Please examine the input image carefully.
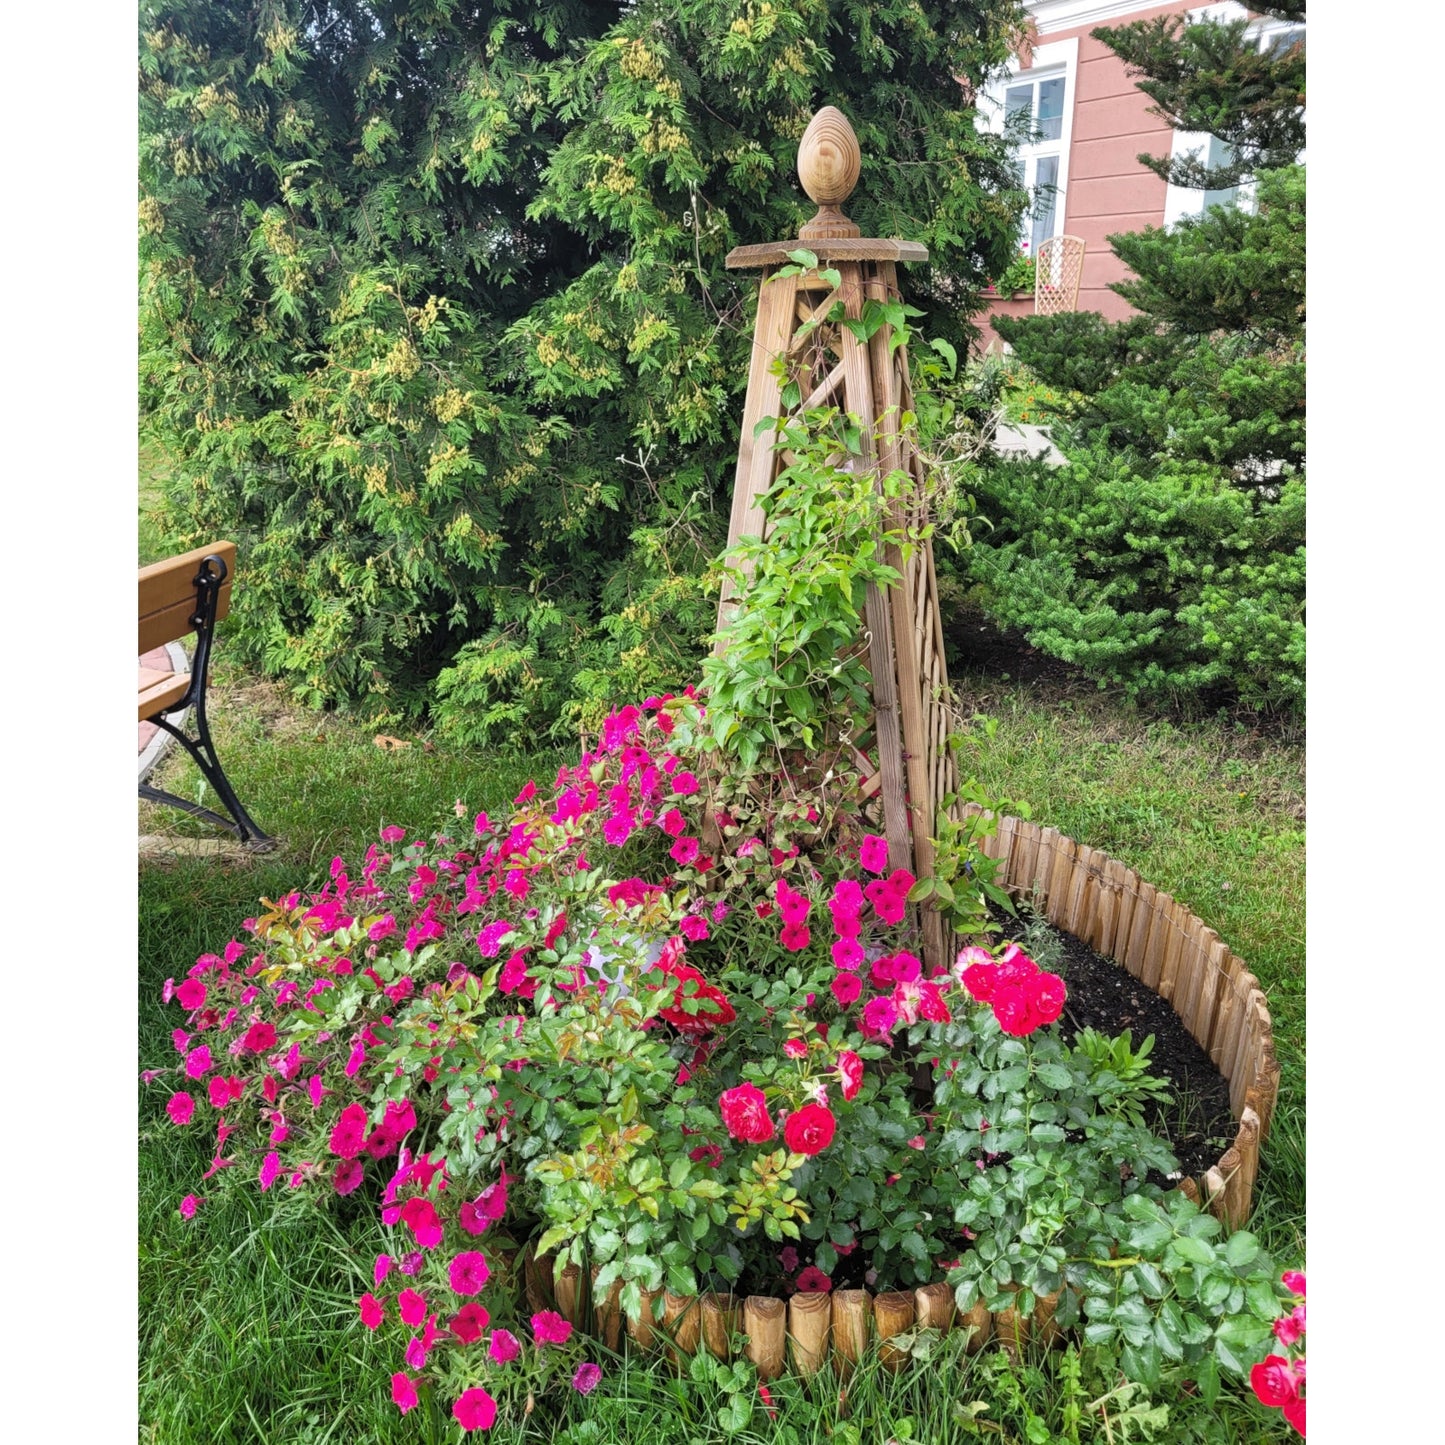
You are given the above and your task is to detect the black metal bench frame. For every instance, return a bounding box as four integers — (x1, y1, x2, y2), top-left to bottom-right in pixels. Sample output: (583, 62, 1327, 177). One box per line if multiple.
(139, 553, 275, 850)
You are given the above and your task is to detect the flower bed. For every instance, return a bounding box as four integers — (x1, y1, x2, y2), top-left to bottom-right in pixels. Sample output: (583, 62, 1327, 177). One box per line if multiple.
(145, 687, 1297, 1427)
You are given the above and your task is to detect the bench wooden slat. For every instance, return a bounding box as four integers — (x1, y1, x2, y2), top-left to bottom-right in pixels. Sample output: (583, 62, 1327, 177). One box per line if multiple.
(138, 668, 191, 720)
(138, 542, 235, 652)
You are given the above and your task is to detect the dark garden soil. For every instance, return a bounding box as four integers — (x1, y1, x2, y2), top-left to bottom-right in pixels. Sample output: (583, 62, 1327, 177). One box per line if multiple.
(992, 909, 1238, 1180)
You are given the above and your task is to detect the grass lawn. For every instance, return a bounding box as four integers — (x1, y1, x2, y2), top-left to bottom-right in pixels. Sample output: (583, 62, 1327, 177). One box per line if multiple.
(139, 659, 1302, 1443)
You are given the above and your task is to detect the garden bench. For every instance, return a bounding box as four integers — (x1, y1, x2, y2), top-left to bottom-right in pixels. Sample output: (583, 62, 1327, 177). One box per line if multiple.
(138, 541, 273, 849)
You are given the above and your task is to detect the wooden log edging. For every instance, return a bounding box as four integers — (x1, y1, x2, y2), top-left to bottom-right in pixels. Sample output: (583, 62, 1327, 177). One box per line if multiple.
(958, 806, 1281, 1229)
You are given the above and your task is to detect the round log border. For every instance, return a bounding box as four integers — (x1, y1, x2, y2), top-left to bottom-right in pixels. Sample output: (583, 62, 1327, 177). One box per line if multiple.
(518, 814, 1278, 1374)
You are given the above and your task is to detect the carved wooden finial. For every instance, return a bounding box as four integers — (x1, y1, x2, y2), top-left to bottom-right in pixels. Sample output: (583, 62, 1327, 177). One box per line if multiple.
(797, 106, 861, 240)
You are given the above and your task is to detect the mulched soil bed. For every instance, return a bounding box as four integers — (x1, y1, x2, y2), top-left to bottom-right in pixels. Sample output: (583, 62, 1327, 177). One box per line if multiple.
(993, 909, 1238, 1180)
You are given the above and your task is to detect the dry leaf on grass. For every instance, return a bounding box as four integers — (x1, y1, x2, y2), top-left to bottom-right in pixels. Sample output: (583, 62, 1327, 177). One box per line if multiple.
(373, 734, 411, 752)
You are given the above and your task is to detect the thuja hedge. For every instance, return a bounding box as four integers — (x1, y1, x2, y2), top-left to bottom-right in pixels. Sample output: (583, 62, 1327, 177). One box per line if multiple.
(139, 0, 1030, 740)
(974, 168, 1305, 716)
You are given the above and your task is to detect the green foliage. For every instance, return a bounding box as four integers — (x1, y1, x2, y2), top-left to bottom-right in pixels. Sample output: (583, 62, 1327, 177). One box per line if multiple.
(1095, 4, 1305, 192)
(992, 251, 1036, 296)
(973, 166, 1305, 714)
(139, 0, 1031, 737)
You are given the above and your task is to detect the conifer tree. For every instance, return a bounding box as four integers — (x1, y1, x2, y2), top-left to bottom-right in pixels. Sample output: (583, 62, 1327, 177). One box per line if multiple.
(139, 0, 1031, 738)
(974, 6, 1305, 715)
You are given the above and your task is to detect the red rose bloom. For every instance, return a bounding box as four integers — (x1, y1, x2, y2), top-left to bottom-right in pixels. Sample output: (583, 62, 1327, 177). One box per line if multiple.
(783, 1102, 837, 1156)
(718, 1083, 775, 1143)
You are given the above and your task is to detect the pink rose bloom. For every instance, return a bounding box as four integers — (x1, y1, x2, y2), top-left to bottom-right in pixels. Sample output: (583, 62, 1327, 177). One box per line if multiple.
(782, 1102, 837, 1157)
(1281, 1270, 1306, 1297)
(718, 1083, 775, 1143)
(783, 1037, 808, 1060)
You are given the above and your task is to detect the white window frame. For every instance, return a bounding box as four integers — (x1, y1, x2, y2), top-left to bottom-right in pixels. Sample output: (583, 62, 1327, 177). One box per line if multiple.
(978, 37, 1079, 256)
(1163, 2, 1305, 226)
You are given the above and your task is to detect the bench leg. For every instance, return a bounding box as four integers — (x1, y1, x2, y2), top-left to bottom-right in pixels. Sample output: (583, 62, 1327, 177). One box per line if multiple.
(139, 708, 275, 851)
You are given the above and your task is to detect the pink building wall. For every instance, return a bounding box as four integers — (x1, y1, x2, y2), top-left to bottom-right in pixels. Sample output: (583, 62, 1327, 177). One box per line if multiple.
(975, 0, 1198, 353)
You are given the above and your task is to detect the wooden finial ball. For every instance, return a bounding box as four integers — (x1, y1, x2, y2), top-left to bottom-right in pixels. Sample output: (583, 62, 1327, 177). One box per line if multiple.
(798, 106, 861, 208)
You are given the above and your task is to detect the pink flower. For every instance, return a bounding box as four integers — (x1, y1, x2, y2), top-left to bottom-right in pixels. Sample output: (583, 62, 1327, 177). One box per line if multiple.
(178, 1194, 200, 1219)
(404, 1334, 428, 1370)
(329, 1103, 369, 1158)
(779, 921, 811, 952)
(489, 1328, 521, 1363)
(453, 1387, 498, 1432)
(572, 1362, 603, 1395)
(449, 1251, 491, 1295)
(241, 1020, 276, 1053)
(831, 937, 864, 971)
(718, 1083, 775, 1143)
(390, 1373, 418, 1415)
(176, 978, 207, 1010)
(858, 834, 889, 874)
(333, 1159, 364, 1195)
(380, 824, 406, 843)
(476, 920, 513, 958)
(359, 1293, 385, 1330)
(166, 1092, 195, 1126)
(836, 1050, 864, 1101)
(679, 914, 709, 942)
(669, 835, 700, 866)
(399, 1196, 444, 1248)
(531, 1310, 573, 1345)
(671, 771, 699, 795)
(783, 1102, 836, 1156)
(1281, 1270, 1306, 1297)
(795, 1266, 832, 1293)
(1274, 1305, 1306, 1347)
(184, 1045, 213, 1079)
(258, 1151, 282, 1191)
(398, 1288, 427, 1327)
(368, 914, 397, 942)
(1250, 1354, 1303, 1408)
(861, 995, 898, 1039)
(783, 1037, 808, 1059)
(374, 1254, 394, 1286)
(830, 972, 862, 1008)
(450, 1301, 491, 1344)
(779, 1246, 800, 1272)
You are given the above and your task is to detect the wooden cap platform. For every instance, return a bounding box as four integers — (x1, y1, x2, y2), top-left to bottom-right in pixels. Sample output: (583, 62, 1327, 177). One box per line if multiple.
(725, 105, 928, 269)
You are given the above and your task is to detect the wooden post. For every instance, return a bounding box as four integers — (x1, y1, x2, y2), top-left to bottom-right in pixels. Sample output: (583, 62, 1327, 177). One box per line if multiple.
(555, 1263, 583, 1327)
(627, 1287, 663, 1351)
(592, 1267, 622, 1351)
(874, 1291, 915, 1371)
(914, 1281, 955, 1334)
(744, 1296, 788, 1381)
(788, 1291, 832, 1376)
(701, 1291, 737, 1359)
(662, 1291, 700, 1363)
(961, 1298, 992, 1354)
(831, 1290, 871, 1375)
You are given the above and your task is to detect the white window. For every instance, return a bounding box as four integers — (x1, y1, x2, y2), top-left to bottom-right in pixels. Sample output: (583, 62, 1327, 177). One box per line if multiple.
(978, 38, 1079, 255)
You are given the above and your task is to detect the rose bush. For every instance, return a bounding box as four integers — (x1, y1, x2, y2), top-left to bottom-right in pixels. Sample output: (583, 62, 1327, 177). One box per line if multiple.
(149, 687, 1297, 1427)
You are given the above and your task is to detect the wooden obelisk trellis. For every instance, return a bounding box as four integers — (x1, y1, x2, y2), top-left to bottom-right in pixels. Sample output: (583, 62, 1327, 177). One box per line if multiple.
(716, 106, 957, 970)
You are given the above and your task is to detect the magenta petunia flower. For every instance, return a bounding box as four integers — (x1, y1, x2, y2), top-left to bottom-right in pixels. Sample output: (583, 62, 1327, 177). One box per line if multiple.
(861, 995, 899, 1039)
(489, 1328, 521, 1363)
(390, 1373, 418, 1414)
(453, 1387, 498, 1432)
(531, 1309, 573, 1345)
(178, 1194, 199, 1220)
(374, 1254, 394, 1286)
(166, 1092, 195, 1126)
(831, 937, 864, 971)
(831, 972, 862, 1008)
(449, 1250, 491, 1296)
(333, 1158, 365, 1196)
(450, 1301, 491, 1344)
(380, 825, 406, 843)
(669, 835, 700, 866)
(404, 1334, 428, 1370)
(572, 1362, 603, 1395)
(176, 978, 207, 1010)
(258, 1151, 281, 1191)
(398, 1288, 427, 1327)
(858, 834, 889, 874)
(184, 1045, 213, 1079)
(476, 920, 514, 958)
(795, 1266, 833, 1293)
(358, 1293, 384, 1330)
(779, 922, 811, 952)
(671, 771, 699, 795)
